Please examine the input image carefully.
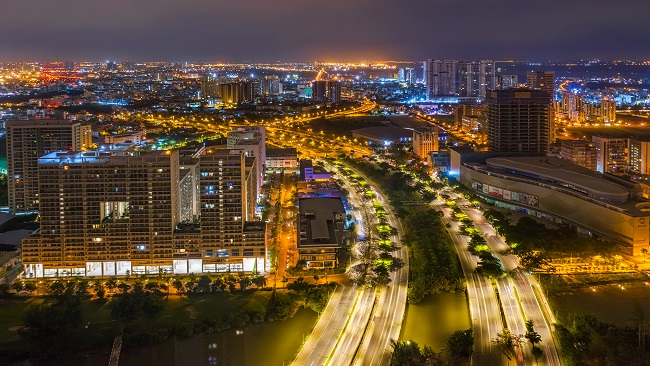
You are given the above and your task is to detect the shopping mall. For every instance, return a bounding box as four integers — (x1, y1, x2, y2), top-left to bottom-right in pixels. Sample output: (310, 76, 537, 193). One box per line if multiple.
(451, 151, 650, 256)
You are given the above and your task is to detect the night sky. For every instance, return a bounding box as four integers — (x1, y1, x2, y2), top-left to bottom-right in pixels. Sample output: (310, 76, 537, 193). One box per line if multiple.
(1, 0, 649, 62)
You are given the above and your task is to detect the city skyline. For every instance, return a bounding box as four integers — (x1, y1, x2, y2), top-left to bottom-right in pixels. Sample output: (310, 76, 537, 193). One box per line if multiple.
(1, 0, 649, 62)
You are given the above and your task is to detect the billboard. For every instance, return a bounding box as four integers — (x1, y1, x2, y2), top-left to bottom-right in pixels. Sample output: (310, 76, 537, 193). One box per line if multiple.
(116, 261, 132, 276)
(103, 262, 116, 276)
(471, 180, 538, 207)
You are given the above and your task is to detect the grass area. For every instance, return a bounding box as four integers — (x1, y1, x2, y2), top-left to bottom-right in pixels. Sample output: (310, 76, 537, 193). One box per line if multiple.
(126, 290, 273, 333)
(307, 116, 388, 137)
(0, 297, 44, 343)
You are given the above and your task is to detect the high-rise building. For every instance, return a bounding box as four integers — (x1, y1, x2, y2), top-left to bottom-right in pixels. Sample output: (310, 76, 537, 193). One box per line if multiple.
(456, 61, 479, 98)
(200, 75, 222, 99)
(327, 81, 341, 104)
(22, 150, 181, 277)
(592, 136, 629, 173)
(558, 93, 616, 124)
(413, 127, 439, 159)
(559, 139, 597, 171)
(263, 75, 283, 96)
(227, 126, 266, 200)
(486, 88, 552, 154)
(398, 68, 415, 84)
(423, 59, 457, 98)
(497, 75, 519, 89)
(478, 60, 496, 98)
(601, 100, 616, 123)
(424, 59, 494, 99)
(220, 81, 254, 104)
(311, 81, 328, 102)
(22, 149, 267, 278)
(629, 139, 650, 175)
(7, 120, 92, 214)
(527, 71, 556, 97)
(311, 80, 340, 103)
(560, 92, 583, 122)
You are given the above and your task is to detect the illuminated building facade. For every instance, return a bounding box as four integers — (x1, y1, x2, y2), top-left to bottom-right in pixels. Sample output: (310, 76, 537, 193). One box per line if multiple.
(592, 136, 629, 173)
(413, 127, 439, 159)
(424, 59, 495, 99)
(22, 149, 266, 278)
(7, 120, 92, 214)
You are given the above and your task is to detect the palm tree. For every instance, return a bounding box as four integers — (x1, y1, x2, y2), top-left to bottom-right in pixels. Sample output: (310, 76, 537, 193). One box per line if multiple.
(642, 248, 649, 262)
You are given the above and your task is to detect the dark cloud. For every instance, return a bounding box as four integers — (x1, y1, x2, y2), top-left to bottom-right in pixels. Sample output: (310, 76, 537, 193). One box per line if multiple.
(0, 0, 648, 61)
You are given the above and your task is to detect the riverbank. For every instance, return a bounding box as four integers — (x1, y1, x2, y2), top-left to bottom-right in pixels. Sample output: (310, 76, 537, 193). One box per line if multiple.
(28, 307, 319, 366)
(538, 271, 649, 295)
(0, 281, 335, 365)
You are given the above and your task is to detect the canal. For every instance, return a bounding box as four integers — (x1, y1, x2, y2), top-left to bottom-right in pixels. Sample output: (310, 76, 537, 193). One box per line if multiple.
(400, 291, 471, 351)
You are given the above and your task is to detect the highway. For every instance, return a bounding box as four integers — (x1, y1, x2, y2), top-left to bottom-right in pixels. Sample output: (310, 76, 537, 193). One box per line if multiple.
(326, 287, 375, 365)
(434, 199, 503, 365)
(353, 185, 408, 366)
(292, 162, 409, 366)
(292, 284, 361, 365)
(456, 194, 562, 366)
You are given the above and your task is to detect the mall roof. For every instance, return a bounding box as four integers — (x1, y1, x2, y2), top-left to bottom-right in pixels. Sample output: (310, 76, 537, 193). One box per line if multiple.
(486, 156, 629, 197)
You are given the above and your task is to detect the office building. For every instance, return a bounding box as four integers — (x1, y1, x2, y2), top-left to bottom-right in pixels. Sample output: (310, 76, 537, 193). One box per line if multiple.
(527, 71, 555, 97)
(486, 88, 552, 154)
(412, 127, 439, 159)
(454, 104, 485, 125)
(22, 149, 267, 278)
(299, 160, 331, 181)
(297, 197, 346, 268)
(7, 120, 92, 214)
(592, 136, 629, 174)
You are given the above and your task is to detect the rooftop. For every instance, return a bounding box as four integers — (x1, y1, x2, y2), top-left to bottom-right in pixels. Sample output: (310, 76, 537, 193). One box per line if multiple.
(486, 156, 629, 197)
(267, 147, 297, 157)
(39, 149, 171, 165)
(298, 197, 346, 247)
